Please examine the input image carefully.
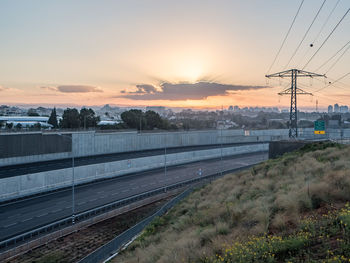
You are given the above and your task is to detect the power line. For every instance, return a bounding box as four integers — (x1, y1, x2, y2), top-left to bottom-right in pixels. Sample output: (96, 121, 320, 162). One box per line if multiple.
(311, 0, 341, 45)
(302, 7, 350, 70)
(296, 0, 341, 68)
(289, 79, 349, 107)
(284, 0, 327, 69)
(278, 77, 350, 107)
(314, 39, 350, 72)
(266, 0, 305, 74)
(324, 43, 350, 74)
(313, 71, 350, 93)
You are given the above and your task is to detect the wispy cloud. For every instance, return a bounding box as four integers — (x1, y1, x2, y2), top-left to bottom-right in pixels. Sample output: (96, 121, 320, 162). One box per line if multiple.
(41, 85, 103, 93)
(119, 82, 268, 100)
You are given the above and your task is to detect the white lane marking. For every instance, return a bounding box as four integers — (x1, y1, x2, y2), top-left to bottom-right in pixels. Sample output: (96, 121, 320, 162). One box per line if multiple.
(21, 217, 33, 223)
(122, 189, 128, 193)
(78, 202, 86, 205)
(37, 213, 48, 217)
(4, 222, 17, 228)
(7, 213, 21, 219)
(52, 208, 63, 213)
(90, 198, 97, 202)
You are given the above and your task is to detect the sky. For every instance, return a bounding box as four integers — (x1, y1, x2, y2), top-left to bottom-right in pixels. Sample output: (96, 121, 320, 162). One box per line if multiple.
(0, 0, 349, 110)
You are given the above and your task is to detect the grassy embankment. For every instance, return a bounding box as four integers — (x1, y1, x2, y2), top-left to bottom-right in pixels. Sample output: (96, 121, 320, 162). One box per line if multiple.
(116, 142, 350, 263)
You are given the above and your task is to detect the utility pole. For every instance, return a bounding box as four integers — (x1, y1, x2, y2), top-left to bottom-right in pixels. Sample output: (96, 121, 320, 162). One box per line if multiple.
(220, 106, 223, 176)
(266, 69, 325, 138)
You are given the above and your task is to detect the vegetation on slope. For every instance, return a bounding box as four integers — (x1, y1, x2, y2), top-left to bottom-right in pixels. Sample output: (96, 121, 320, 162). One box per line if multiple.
(116, 142, 350, 263)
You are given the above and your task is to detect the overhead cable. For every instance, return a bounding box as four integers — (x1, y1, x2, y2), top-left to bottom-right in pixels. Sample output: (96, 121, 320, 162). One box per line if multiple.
(314, 39, 350, 72)
(266, 0, 305, 74)
(302, 7, 350, 70)
(284, 0, 327, 69)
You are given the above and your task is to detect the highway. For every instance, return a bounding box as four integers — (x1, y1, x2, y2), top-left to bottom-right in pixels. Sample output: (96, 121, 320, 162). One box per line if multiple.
(0, 151, 267, 241)
(0, 142, 264, 179)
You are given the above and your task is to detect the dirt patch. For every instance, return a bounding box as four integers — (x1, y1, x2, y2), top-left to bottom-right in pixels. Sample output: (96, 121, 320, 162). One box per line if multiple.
(5, 198, 171, 263)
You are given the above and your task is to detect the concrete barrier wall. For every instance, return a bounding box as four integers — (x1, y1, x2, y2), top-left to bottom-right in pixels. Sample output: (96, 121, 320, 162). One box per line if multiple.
(72, 130, 247, 157)
(0, 143, 268, 202)
(3, 128, 350, 167)
(0, 133, 71, 159)
(0, 129, 253, 167)
(0, 152, 71, 167)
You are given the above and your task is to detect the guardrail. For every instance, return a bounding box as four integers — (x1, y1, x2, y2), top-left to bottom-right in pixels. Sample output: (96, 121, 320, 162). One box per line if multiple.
(79, 187, 195, 263)
(0, 162, 257, 256)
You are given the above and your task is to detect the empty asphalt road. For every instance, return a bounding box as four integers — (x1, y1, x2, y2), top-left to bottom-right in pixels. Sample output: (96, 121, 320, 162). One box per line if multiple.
(0, 151, 267, 241)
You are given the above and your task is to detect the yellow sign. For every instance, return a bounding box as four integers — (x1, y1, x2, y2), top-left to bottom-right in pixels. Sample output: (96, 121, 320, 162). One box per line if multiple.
(314, 130, 325, 135)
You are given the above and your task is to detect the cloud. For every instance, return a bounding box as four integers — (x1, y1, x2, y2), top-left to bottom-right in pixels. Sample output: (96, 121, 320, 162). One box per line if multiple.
(119, 82, 267, 100)
(40, 86, 57, 92)
(0, 85, 12, 92)
(40, 85, 103, 93)
(120, 84, 157, 94)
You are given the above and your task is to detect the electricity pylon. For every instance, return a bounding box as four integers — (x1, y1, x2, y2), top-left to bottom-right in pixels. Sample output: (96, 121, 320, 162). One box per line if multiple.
(266, 69, 325, 139)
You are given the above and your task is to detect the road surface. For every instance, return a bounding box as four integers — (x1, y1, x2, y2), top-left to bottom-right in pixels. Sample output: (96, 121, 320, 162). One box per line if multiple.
(0, 152, 267, 241)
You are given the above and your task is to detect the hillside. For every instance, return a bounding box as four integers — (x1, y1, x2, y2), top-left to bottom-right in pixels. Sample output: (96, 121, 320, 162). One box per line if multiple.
(115, 142, 350, 263)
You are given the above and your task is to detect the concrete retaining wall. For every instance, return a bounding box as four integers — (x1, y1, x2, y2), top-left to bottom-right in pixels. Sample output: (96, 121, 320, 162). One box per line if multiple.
(0, 129, 263, 167)
(0, 143, 268, 202)
(0, 133, 72, 166)
(3, 127, 350, 167)
(269, 141, 310, 159)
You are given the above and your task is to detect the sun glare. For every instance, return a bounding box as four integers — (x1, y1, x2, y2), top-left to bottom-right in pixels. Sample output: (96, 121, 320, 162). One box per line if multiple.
(181, 62, 203, 83)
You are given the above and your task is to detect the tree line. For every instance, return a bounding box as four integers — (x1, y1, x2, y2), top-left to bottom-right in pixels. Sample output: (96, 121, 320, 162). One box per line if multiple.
(48, 107, 100, 129)
(46, 108, 176, 130)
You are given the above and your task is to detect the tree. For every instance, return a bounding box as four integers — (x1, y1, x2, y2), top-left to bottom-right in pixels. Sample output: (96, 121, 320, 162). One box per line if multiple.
(15, 123, 22, 130)
(6, 122, 13, 129)
(60, 108, 80, 129)
(121, 109, 172, 130)
(48, 108, 58, 128)
(32, 122, 42, 130)
(27, 108, 39, 116)
(121, 109, 145, 130)
(79, 108, 99, 128)
(144, 110, 163, 129)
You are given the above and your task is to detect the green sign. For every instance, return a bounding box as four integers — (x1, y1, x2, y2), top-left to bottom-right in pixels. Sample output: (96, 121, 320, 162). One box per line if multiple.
(314, 120, 325, 134)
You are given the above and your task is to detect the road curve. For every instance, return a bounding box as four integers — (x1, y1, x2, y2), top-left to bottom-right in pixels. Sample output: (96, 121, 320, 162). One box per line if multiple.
(0, 152, 267, 241)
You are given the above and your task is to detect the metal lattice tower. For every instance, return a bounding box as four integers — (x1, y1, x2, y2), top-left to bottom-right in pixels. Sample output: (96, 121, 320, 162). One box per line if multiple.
(266, 69, 325, 138)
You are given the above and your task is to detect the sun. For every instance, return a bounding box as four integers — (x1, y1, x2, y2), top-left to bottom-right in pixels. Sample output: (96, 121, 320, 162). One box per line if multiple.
(178, 60, 203, 83)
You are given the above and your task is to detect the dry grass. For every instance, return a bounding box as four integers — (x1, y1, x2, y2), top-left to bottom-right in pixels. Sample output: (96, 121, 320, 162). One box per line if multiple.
(114, 142, 350, 263)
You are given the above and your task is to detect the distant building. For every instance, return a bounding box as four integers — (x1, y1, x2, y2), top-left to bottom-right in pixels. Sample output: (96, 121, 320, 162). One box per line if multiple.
(328, 105, 333, 113)
(0, 116, 51, 129)
(228, 105, 233, 111)
(334, 104, 340, 113)
(234, 106, 240, 112)
(340, 105, 349, 113)
(0, 105, 25, 115)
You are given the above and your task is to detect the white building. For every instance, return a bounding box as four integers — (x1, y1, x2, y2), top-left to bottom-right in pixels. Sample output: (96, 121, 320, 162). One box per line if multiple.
(0, 116, 51, 129)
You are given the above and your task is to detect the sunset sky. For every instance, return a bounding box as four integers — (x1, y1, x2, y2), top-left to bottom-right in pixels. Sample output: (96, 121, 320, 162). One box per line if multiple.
(0, 0, 349, 109)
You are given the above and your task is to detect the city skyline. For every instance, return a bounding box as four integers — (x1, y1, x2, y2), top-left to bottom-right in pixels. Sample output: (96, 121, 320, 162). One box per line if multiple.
(0, 0, 349, 108)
